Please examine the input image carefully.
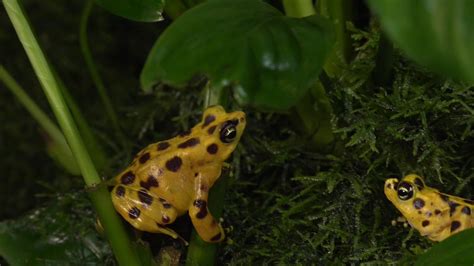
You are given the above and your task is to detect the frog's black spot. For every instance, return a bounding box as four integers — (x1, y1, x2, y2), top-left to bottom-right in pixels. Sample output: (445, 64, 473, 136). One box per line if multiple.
(178, 129, 191, 137)
(440, 194, 449, 202)
(422, 220, 430, 227)
(448, 201, 460, 216)
(121, 171, 135, 185)
(162, 202, 172, 209)
(418, 211, 422, 214)
(194, 199, 208, 219)
(386, 183, 392, 189)
(166, 156, 182, 172)
(194, 172, 199, 177)
(178, 138, 200, 148)
(162, 215, 170, 224)
(159, 198, 166, 202)
(202, 115, 216, 128)
(207, 143, 218, 154)
(115, 186, 125, 197)
(240, 116, 245, 123)
(413, 198, 425, 209)
(128, 207, 141, 219)
(207, 125, 217, 135)
(462, 206, 471, 215)
(414, 178, 424, 190)
(210, 232, 222, 242)
(435, 209, 441, 215)
(140, 175, 159, 190)
(451, 221, 461, 232)
(464, 199, 474, 205)
(138, 189, 153, 206)
(139, 152, 151, 164)
(157, 142, 170, 151)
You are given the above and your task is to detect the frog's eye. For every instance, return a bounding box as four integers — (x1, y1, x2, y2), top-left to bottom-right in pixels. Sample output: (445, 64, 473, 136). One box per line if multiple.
(220, 120, 238, 143)
(397, 182, 414, 200)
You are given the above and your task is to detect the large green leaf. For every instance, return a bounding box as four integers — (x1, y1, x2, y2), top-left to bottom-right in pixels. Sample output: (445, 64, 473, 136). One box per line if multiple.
(95, 0, 164, 22)
(368, 0, 474, 84)
(141, 0, 334, 110)
(415, 228, 474, 265)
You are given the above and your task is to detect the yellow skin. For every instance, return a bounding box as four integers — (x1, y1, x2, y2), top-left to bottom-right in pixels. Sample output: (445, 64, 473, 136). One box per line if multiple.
(385, 174, 474, 241)
(111, 105, 246, 243)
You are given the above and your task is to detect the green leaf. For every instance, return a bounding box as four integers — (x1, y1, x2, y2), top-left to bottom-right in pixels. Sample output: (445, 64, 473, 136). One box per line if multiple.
(415, 228, 474, 265)
(368, 0, 474, 84)
(141, 0, 334, 110)
(95, 0, 164, 22)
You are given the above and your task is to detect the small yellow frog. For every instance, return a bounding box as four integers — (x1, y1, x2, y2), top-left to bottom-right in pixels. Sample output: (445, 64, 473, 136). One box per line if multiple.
(111, 105, 246, 242)
(385, 174, 474, 241)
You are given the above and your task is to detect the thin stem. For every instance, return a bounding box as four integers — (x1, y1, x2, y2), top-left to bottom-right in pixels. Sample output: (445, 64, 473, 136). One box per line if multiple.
(0, 65, 64, 147)
(3, 1, 141, 265)
(80, 0, 127, 147)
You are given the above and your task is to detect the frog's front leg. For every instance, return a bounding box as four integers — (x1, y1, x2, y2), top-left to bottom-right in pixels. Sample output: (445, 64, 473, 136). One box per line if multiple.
(188, 166, 225, 242)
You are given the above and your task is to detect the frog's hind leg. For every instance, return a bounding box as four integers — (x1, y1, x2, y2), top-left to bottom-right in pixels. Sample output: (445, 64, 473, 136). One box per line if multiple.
(111, 185, 181, 240)
(188, 168, 226, 242)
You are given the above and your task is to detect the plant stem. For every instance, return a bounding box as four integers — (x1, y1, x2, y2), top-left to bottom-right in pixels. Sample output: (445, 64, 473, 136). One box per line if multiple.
(185, 83, 227, 266)
(372, 32, 394, 86)
(0, 66, 80, 175)
(80, 0, 127, 147)
(3, 1, 141, 265)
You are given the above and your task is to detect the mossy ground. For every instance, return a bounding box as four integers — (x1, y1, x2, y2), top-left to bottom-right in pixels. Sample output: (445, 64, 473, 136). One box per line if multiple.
(1, 1, 473, 264)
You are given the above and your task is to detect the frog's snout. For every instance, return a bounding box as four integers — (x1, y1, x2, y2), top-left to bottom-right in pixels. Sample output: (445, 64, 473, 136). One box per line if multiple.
(384, 178, 399, 198)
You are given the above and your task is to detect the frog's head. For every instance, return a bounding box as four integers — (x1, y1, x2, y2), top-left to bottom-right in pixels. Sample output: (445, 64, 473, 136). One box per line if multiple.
(199, 105, 246, 160)
(384, 174, 451, 240)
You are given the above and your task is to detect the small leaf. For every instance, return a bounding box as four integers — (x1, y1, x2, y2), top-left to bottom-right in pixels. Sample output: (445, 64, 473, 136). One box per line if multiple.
(368, 0, 474, 84)
(95, 0, 164, 22)
(141, 0, 334, 110)
(415, 228, 474, 265)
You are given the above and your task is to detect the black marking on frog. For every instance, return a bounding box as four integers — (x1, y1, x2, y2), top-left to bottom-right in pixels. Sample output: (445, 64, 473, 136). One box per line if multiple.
(451, 221, 461, 232)
(202, 115, 216, 128)
(165, 156, 182, 172)
(162, 202, 172, 209)
(422, 220, 430, 227)
(128, 207, 141, 219)
(194, 199, 208, 219)
(414, 178, 424, 190)
(178, 129, 191, 137)
(207, 125, 217, 135)
(178, 138, 200, 148)
(162, 215, 170, 224)
(139, 152, 151, 164)
(440, 194, 449, 202)
(138, 189, 153, 206)
(435, 209, 441, 215)
(210, 232, 222, 242)
(386, 183, 392, 189)
(413, 198, 425, 209)
(115, 186, 125, 197)
(207, 143, 218, 154)
(121, 171, 136, 185)
(140, 175, 159, 190)
(462, 206, 471, 215)
(157, 142, 170, 151)
(448, 201, 460, 216)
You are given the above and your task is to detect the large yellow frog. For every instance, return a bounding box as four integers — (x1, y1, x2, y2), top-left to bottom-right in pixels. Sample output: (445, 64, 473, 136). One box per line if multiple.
(385, 174, 474, 241)
(111, 105, 246, 242)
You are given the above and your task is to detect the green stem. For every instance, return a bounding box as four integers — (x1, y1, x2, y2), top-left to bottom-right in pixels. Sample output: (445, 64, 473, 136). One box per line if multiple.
(80, 0, 127, 147)
(3, 1, 141, 265)
(0, 66, 80, 175)
(0, 66, 64, 149)
(282, 0, 315, 17)
(185, 84, 227, 266)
